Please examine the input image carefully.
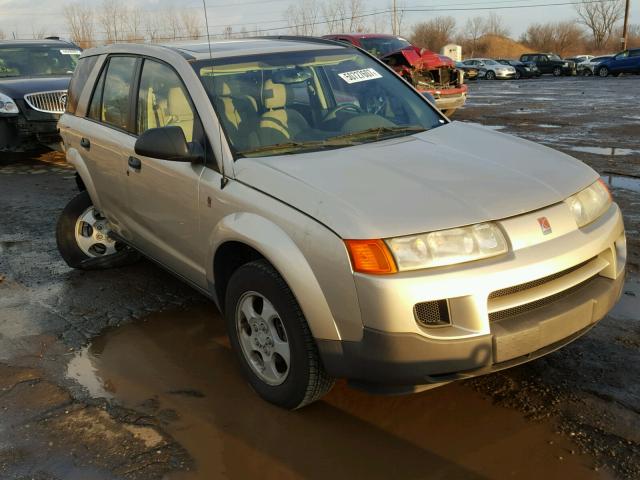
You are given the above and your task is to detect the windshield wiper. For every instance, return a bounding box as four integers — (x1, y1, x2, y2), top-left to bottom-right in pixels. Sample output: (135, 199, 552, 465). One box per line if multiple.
(237, 139, 355, 156)
(326, 125, 426, 142)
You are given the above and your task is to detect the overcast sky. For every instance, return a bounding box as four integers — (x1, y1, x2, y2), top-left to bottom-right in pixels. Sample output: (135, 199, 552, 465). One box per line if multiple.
(1, 0, 638, 41)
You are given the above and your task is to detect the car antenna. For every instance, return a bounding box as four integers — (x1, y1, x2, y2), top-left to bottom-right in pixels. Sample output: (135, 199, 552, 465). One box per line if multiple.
(202, 0, 229, 189)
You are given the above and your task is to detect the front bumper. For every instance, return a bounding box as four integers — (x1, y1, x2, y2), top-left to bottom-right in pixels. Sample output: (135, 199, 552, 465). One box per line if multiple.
(319, 202, 626, 389)
(421, 85, 468, 112)
(495, 71, 516, 79)
(0, 110, 61, 151)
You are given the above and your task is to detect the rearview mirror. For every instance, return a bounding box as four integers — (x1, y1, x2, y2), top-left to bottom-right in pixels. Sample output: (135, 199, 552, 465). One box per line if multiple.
(134, 126, 201, 162)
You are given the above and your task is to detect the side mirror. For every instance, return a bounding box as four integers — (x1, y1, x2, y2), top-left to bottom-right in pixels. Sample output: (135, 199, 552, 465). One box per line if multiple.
(134, 126, 201, 162)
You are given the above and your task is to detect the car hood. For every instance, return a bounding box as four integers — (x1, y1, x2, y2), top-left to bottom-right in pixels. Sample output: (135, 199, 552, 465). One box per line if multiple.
(235, 122, 597, 239)
(380, 46, 454, 70)
(0, 76, 71, 99)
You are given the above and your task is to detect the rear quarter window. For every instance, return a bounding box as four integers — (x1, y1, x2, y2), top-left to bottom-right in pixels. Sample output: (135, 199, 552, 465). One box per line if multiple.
(66, 56, 98, 115)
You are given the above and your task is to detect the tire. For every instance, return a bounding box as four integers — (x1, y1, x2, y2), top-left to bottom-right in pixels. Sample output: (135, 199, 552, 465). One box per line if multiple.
(485, 70, 496, 80)
(225, 259, 334, 409)
(598, 66, 609, 77)
(56, 191, 140, 270)
(552, 66, 562, 76)
(514, 71, 522, 80)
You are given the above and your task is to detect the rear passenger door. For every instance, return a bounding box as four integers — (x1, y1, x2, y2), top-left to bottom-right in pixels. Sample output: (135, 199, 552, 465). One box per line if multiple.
(82, 55, 139, 231)
(125, 58, 208, 286)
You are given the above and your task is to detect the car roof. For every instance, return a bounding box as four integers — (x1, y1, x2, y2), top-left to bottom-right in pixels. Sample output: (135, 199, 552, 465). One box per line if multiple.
(0, 39, 78, 48)
(84, 37, 350, 61)
(325, 33, 405, 40)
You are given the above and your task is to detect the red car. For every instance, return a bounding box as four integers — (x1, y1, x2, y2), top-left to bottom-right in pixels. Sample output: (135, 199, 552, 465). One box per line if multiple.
(322, 33, 467, 116)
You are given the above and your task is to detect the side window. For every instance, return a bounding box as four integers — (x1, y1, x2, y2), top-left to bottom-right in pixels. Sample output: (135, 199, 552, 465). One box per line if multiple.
(66, 56, 98, 115)
(87, 56, 137, 131)
(137, 59, 195, 142)
(629, 49, 640, 57)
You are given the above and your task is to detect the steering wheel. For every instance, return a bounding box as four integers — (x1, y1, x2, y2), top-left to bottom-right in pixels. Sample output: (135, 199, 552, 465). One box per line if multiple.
(323, 103, 362, 121)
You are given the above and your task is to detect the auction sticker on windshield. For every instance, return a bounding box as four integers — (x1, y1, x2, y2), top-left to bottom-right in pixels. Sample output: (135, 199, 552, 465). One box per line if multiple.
(60, 49, 82, 55)
(338, 68, 382, 84)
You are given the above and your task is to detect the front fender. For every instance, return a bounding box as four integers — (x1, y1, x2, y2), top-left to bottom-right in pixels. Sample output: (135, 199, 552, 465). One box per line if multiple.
(208, 213, 342, 341)
(65, 146, 103, 208)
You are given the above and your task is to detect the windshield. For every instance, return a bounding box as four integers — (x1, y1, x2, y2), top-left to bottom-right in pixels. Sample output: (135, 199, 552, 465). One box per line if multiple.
(358, 37, 412, 57)
(484, 59, 499, 65)
(194, 48, 444, 158)
(549, 54, 562, 61)
(0, 45, 80, 78)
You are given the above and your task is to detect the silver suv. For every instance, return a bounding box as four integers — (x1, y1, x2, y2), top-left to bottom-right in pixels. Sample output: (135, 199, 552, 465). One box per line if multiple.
(57, 38, 626, 409)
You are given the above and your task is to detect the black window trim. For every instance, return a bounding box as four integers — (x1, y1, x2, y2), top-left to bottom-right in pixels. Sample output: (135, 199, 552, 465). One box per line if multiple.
(85, 54, 141, 138)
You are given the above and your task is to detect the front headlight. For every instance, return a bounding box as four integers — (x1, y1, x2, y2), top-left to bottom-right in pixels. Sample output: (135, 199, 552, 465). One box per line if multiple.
(386, 223, 508, 271)
(0, 92, 19, 114)
(565, 179, 612, 228)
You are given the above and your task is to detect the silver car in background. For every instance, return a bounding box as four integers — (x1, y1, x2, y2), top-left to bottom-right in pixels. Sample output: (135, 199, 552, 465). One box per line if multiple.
(463, 58, 516, 80)
(56, 38, 626, 409)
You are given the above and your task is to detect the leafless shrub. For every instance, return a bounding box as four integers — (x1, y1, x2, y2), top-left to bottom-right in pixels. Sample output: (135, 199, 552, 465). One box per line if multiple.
(520, 21, 585, 56)
(575, 0, 624, 49)
(181, 11, 202, 40)
(64, 3, 95, 48)
(286, 0, 320, 36)
(410, 16, 456, 52)
(99, 0, 127, 43)
(0, 30, 5, 40)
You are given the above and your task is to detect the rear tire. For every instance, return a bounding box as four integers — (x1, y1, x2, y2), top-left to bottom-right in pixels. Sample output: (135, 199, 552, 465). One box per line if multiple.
(552, 66, 562, 76)
(56, 191, 140, 270)
(225, 260, 334, 409)
(514, 71, 522, 80)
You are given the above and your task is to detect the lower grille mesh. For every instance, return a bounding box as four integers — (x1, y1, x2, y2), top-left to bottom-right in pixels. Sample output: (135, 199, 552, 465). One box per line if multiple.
(414, 300, 450, 327)
(489, 276, 597, 322)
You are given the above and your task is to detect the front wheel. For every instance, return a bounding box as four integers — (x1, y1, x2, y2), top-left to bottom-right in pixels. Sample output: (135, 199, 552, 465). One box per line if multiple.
(552, 66, 562, 76)
(485, 70, 496, 80)
(56, 191, 139, 270)
(598, 66, 609, 77)
(225, 260, 334, 409)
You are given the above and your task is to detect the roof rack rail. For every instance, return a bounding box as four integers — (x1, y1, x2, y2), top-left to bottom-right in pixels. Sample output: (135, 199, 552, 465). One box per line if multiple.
(45, 36, 60, 41)
(252, 35, 350, 48)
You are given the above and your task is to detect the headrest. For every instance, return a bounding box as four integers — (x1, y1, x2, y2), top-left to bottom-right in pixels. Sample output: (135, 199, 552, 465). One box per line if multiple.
(213, 79, 232, 97)
(263, 79, 286, 110)
(167, 87, 192, 116)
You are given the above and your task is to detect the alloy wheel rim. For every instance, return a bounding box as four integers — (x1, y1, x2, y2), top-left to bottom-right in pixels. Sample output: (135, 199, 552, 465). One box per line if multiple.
(236, 291, 291, 386)
(74, 206, 118, 257)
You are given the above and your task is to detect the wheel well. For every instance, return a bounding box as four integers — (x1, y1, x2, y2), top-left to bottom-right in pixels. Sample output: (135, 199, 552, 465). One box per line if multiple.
(214, 242, 265, 312)
(75, 172, 86, 192)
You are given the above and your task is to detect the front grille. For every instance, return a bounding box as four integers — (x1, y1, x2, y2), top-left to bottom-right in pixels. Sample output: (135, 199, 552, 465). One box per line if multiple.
(489, 276, 597, 322)
(24, 90, 67, 114)
(414, 300, 450, 327)
(489, 259, 593, 299)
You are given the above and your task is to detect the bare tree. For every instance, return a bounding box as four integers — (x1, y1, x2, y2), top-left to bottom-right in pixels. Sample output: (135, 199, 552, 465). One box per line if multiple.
(462, 16, 486, 57)
(223, 26, 233, 39)
(99, 0, 128, 43)
(521, 21, 584, 56)
(162, 8, 182, 41)
(123, 7, 143, 41)
(286, 0, 320, 36)
(483, 12, 509, 37)
(181, 11, 202, 40)
(410, 16, 456, 52)
(575, 0, 624, 49)
(31, 27, 49, 39)
(63, 3, 95, 48)
(0, 31, 5, 40)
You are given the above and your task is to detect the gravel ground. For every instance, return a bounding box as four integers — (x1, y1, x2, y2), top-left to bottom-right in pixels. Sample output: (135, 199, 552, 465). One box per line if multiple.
(1, 75, 639, 479)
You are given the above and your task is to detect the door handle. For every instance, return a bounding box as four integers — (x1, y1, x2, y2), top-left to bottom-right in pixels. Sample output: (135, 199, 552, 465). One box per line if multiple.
(80, 137, 90, 149)
(128, 156, 142, 170)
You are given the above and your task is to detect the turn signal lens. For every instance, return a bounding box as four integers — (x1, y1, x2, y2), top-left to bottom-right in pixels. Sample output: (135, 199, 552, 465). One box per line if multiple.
(345, 239, 397, 275)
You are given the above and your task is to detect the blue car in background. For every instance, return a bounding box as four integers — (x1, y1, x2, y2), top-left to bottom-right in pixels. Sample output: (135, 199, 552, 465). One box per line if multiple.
(596, 48, 640, 77)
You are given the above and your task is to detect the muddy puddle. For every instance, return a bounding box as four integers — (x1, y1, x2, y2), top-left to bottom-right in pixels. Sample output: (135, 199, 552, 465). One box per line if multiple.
(571, 146, 638, 156)
(602, 173, 640, 194)
(65, 306, 611, 479)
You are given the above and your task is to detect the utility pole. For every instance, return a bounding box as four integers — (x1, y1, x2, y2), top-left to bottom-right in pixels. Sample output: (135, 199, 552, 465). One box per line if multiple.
(622, 0, 631, 50)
